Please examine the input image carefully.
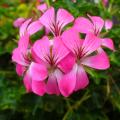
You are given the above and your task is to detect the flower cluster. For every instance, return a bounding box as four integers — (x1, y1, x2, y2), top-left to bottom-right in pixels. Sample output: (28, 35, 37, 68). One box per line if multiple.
(12, 6, 114, 97)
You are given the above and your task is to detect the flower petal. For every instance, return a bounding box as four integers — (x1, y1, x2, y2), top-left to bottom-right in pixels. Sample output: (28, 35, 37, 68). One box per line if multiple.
(37, 3, 48, 13)
(81, 48, 110, 69)
(74, 65, 89, 91)
(88, 15, 104, 33)
(53, 37, 70, 63)
(57, 8, 74, 29)
(23, 71, 32, 92)
(82, 33, 101, 56)
(12, 48, 27, 66)
(32, 36, 50, 62)
(73, 17, 93, 33)
(20, 18, 32, 36)
(32, 80, 46, 96)
(16, 64, 25, 76)
(62, 28, 82, 54)
(102, 38, 115, 51)
(39, 7, 55, 34)
(29, 62, 48, 81)
(58, 64, 77, 97)
(46, 72, 60, 95)
(13, 18, 25, 28)
(58, 52, 75, 73)
(105, 19, 113, 30)
(27, 20, 43, 35)
(18, 33, 30, 52)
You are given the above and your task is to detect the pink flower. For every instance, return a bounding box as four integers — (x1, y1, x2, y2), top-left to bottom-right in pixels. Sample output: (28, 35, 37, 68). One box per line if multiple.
(72, 0, 77, 3)
(13, 18, 26, 28)
(105, 19, 113, 30)
(12, 37, 46, 96)
(102, 0, 108, 7)
(31, 36, 75, 96)
(37, 3, 48, 13)
(12, 6, 113, 97)
(12, 19, 46, 96)
(39, 7, 74, 36)
(74, 15, 104, 35)
(73, 15, 115, 51)
(59, 28, 110, 97)
(19, 18, 43, 37)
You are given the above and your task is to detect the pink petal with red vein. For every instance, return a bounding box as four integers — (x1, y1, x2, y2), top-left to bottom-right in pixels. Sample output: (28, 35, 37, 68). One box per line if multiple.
(32, 36, 50, 62)
(102, 38, 115, 51)
(20, 18, 32, 36)
(32, 80, 46, 96)
(18, 33, 30, 52)
(74, 17, 93, 33)
(82, 33, 101, 56)
(29, 62, 48, 81)
(74, 65, 89, 91)
(62, 28, 82, 54)
(88, 15, 104, 33)
(39, 7, 55, 33)
(81, 49, 110, 69)
(12, 48, 27, 66)
(53, 37, 70, 63)
(57, 8, 74, 29)
(27, 20, 43, 35)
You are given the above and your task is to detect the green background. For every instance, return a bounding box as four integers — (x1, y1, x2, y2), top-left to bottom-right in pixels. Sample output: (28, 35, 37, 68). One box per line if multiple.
(0, 0, 120, 120)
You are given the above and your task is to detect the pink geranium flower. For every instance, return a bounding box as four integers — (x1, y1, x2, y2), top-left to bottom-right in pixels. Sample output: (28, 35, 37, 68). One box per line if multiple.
(39, 7, 74, 36)
(59, 28, 110, 97)
(12, 19, 46, 96)
(73, 15, 115, 51)
(31, 36, 75, 96)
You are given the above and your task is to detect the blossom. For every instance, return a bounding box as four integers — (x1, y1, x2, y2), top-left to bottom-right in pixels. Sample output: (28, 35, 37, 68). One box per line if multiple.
(13, 18, 26, 28)
(59, 28, 110, 97)
(37, 3, 48, 13)
(12, 19, 46, 96)
(102, 0, 108, 7)
(19, 18, 43, 37)
(73, 15, 115, 51)
(31, 36, 75, 96)
(39, 7, 74, 36)
(72, 0, 77, 3)
(12, 5, 114, 97)
(105, 19, 113, 30)
(12, 39, 46, 96)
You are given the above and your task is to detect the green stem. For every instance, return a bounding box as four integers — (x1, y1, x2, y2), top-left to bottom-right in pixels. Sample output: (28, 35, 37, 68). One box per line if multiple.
(108, 0, 114, 12)
(45, 0, 50, 7)
(72, 91, 91, 110)
(62, 91, 91, 120)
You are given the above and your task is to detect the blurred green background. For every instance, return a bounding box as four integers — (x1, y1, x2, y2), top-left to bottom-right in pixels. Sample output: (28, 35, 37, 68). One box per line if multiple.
(0, 0, 120, 120)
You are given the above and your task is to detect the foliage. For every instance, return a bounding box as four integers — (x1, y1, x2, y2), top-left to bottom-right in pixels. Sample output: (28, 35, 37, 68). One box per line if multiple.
(0, 0, 120, 119)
